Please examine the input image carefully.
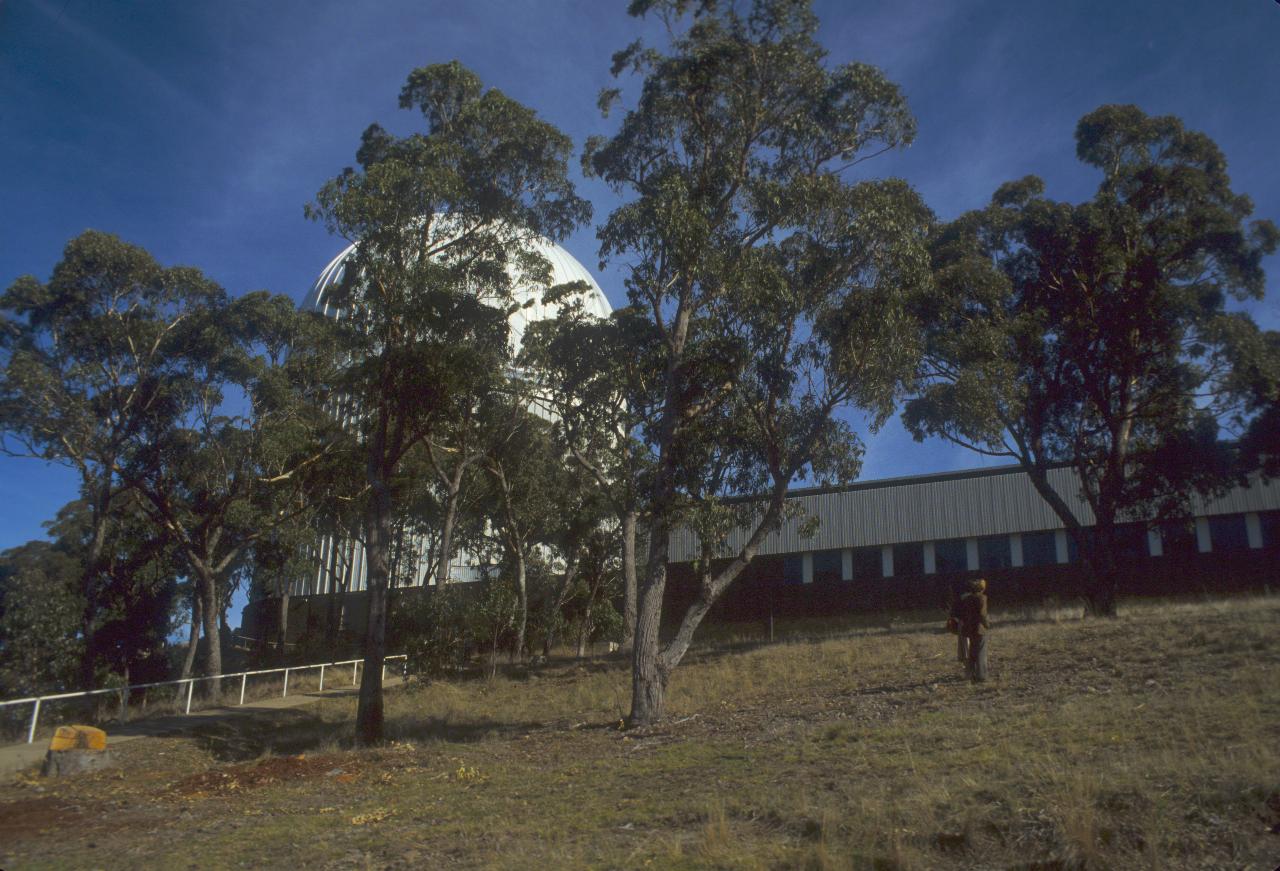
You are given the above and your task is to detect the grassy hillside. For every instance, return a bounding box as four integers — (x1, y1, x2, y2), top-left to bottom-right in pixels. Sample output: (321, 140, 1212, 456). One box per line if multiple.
(2, 597, 1277, 869)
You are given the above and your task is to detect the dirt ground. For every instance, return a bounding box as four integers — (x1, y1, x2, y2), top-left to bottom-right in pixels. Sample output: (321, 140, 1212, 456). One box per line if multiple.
(1, 597, 1277, 870)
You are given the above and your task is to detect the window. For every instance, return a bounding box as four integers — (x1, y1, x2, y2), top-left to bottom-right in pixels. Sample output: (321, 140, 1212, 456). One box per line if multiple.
(1115, 523, 1150, 560)
(1159, 520, 1197, 557)
(1208, 514, 1249, 552)
(1261, 511, 1280, 550)
(813, 550, 842, 583)
(1021, 530, 1058, 567)
(977, 535, 1011, 571)
(892, 543, 924, 577)
(1066, 528, 1094, 562)
(850, 546, 882, 580)
(782, 555, 804, 585)
(934, 538, 968, 573)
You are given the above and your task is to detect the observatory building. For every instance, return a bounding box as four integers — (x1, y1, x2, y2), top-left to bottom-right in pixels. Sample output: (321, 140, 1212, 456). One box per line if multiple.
(294, 235, 612, 598)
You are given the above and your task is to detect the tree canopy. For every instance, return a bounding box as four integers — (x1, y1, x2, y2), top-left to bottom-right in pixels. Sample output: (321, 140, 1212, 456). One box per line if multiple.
(306, 60, 590, 743)
(905, 104, 1279, 614)
(587, 0, 932, 725)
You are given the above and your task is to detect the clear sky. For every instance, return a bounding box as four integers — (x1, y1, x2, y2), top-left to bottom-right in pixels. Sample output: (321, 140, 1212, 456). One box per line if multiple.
(2, 0, 1278, 560)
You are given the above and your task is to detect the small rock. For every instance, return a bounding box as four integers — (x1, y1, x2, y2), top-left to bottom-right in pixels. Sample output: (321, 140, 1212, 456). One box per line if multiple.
(42, 749, 114, 777)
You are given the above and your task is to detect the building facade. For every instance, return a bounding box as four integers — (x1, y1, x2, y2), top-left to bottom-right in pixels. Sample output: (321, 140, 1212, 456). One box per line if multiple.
(664, 464, 1280, 622)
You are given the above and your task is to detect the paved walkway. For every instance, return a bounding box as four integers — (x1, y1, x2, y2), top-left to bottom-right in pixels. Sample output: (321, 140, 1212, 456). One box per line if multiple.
(0, 677, 403, 777)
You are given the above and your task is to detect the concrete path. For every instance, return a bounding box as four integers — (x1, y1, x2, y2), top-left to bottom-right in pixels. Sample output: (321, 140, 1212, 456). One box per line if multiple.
(0, 676, 404, 777)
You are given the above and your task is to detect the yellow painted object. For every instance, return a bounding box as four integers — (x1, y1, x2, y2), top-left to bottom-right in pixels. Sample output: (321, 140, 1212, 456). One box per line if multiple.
(48, 725, 107, 752)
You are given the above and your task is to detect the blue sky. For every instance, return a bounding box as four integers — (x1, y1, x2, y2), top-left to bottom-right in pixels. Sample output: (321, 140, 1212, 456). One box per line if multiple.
(2, 0, 1278, 565)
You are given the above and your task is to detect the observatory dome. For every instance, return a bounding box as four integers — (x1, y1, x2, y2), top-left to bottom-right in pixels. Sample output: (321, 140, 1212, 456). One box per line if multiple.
(303, 235, 612, 351)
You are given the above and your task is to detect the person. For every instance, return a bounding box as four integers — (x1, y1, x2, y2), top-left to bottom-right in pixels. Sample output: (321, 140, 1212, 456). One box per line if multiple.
(956, 577, 990, 682)
(946, 580, 969, 665)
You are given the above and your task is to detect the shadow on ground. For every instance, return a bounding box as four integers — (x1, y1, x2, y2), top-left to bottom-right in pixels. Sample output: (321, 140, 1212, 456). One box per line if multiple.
(177, 700, 547, 762)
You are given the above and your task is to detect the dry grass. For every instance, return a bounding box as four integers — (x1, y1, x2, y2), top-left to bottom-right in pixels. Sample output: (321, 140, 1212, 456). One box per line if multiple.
(1, 595, 1277, 870)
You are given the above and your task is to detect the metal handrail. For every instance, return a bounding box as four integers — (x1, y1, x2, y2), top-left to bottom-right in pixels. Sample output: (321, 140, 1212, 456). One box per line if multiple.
(0, 654, 408, 744)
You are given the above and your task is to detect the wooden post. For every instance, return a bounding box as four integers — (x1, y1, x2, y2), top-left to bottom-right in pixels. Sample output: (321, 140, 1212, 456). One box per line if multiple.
(239, 673, 247, 706)
(319, 664, 326, 692)
(184, 680, 195, 715)
(283, 668, 290, 698)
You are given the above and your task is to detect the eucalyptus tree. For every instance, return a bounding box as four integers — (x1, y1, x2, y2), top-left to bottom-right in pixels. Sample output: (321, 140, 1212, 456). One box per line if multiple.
(1234, 329, 1280, 479)
(586, 0, 932, 726)
(0, 504, 90, 697)
(521, 305, 663, 649)
(0, 493, 182, 698)
(306, 61, 590, 743)
(905, 105, 1278, 615)
(124, 291, 343, 688)
(479, 400, 560, 658)
(0, 231, 228, 686)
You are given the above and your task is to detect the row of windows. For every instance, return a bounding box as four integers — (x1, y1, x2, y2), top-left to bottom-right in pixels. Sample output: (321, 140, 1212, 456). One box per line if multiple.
(779, 511, 1279, 583)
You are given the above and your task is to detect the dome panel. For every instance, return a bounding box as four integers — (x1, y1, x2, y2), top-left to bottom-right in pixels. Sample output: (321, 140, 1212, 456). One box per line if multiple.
(304, 235, 611, 353)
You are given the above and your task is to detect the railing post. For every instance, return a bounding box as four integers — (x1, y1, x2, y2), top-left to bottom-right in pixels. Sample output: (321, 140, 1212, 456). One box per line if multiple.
(27, 698, 41, 744)
(239, 673, 247, 706)
(319, 664, 325, 692)
(382, 662, 386, 683)
(118, 688, 127, 722)
(353, 661, 358, 686)
(184, 679, 194, 715)
(282, 668, 289, 699)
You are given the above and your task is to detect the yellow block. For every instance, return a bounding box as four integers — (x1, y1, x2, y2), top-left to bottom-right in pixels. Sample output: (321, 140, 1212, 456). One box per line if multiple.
(48, 725, 107, 752)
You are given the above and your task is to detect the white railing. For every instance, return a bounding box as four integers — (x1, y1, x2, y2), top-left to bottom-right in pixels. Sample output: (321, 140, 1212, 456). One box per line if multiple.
(0, 654, 408, 744)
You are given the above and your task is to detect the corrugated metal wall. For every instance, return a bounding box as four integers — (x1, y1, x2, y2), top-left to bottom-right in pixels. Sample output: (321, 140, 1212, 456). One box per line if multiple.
(669, 465, 1280, 561)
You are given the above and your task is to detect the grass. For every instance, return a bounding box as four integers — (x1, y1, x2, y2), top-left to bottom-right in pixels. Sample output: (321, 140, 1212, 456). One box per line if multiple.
(1, 595, 1277, 869)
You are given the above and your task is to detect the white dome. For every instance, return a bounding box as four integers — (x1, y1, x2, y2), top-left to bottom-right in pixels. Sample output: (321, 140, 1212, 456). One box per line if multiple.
(304, 235, 612, 353)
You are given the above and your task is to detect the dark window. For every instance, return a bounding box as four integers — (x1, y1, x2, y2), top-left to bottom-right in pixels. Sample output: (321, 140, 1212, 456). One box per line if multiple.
(1066, 528, 1096, 563)
(850, 546, 882, 580)
(1261, 511, 1280, 550)
(1021, 530, 1058, 567)
(813, 549, 842, 583)
(1208, 514, 1249, 552)
(892, 542, 924, 577)
(977, 535, 1011, 571)
(1159, 520, 1197, 557)
(782, 554, 804, 585)
(1115, 523, 1150, 560)
(1067, 525, 1147, 561)
(934, 538, 968, 574)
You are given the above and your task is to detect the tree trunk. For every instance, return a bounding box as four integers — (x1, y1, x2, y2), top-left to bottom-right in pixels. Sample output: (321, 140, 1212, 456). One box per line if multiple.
(514, 548, 528, 661)
(77, 482, 117, 690)
(621, 510, 638, 652)
(629, 522, 670, 727)
(276, 588, 290, 664)
(198, 567, 222, 699)
(576, 594, 595, 659)
(542, 551, 581, 658)
(1084, 523, 1121, 618)
(435, 463, 466, 586)
(181, 592, 202, 679)
(356, 469, 392, 746)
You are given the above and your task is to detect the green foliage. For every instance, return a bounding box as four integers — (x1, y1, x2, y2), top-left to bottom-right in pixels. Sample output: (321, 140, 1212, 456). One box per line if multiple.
(1, 230, 346, 683)
(388, 585, 479, 679)
(0, 532, 84, 697)
(0, 495, 178, 695)
(587, 0, 932, 719)
(905, 105, 1278, 612)
(307, 60, 591, 740)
